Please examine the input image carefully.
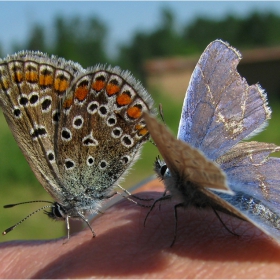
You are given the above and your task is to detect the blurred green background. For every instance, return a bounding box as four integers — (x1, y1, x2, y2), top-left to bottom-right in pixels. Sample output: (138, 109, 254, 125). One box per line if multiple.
(1, 2, 280, 241)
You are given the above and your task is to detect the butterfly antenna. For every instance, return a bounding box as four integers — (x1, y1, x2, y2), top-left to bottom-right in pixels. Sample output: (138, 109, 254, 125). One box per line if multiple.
(148, 104, 166, 147)
(3, 203, 53, 235)
(3, 200, 53, 208)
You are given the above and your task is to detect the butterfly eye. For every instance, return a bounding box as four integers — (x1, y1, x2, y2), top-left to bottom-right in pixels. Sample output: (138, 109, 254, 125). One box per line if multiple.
(160, 165, 168, 177)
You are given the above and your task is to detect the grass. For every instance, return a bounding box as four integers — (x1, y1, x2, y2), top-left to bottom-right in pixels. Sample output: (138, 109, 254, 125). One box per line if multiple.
(0, 88, 280, 241)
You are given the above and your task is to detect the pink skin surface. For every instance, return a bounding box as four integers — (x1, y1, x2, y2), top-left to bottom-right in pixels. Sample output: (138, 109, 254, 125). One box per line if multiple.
(0, 178, 280, 278)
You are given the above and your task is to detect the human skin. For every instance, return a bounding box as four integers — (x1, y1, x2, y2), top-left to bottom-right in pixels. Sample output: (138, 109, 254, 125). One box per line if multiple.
(0, 178, 280, 278)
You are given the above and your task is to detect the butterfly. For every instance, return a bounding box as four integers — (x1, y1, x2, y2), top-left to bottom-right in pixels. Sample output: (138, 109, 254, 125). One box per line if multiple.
(0, 51, 155, 238)
(143, 39, 280, 246)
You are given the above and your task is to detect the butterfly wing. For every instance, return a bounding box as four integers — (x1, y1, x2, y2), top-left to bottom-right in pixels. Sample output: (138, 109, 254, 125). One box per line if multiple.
(54, 67, 154, 210)
(144, 113, 230, 192)
(177, 39, 271, 161)
(217, 141, 280, 202)
(214, 141, 280, 242)
(0, 51, 83, 203)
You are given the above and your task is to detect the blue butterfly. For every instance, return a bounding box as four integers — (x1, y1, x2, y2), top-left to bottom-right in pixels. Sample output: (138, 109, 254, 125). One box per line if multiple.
(143, 39, 280, 246)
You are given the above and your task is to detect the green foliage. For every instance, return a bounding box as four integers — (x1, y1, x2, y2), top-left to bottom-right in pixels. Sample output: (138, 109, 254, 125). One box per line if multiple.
(238, 12, 280, 47)
(52, 16, 110, 67)
(183, 15, 241, 52)
(25, 25, 47, 52)
(0, 113, 38, 185)
(116, 8, 188, 83)
(12, 15, 110, 67)
(183, 11, 280, 52)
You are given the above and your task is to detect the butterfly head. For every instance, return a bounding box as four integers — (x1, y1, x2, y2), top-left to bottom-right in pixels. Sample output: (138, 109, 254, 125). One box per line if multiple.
(44, 202, 68, 221)
(154, 156, 168, 179)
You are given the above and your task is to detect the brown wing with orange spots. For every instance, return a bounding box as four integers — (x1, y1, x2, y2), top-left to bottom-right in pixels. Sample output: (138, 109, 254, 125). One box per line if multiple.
(55, 66, 155, 198)
(0, 51, 82, 201)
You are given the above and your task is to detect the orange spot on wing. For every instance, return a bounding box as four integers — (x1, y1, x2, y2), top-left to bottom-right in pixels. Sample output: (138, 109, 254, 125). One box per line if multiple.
(39, 74, 53, 86)
(25, 71, 38, 83)
(116, 92, 132, 106)
(135, 124, 148, 136)
(127, 106, 142, 119)
(135, 124, 143, 130)
(139, 128, 148, 136)
(14, 72, 23, 83)
(75, 86, 88, 101)
(55, 78, 69, 92)
(1, 78, 9, 90)
(63, 97, 73, 109)
(92, 80, 105, 91)
(106, 83, 120, 96)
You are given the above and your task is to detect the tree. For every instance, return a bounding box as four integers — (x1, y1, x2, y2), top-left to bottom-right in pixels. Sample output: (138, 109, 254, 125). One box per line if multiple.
(26, 25, 47, 52)
(116, 8, 187, 83)
(238, 12, 280, 47)
(11, 15, 110, 67)
(182, 11, 280, 51)
(52, 15, 109, 67)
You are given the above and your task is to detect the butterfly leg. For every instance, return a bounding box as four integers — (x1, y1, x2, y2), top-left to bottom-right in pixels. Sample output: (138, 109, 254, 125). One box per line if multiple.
(116, 184, 153, 207)
(116, 192, 151, 208)
(94, 191, 119, 215)
(62, 216, 71, 244)
(144, 194, 172, 226)
(211, 206, 239, 237)
(117, 184, 154, 202)
(158, 190, 167, 211)
(129, 194, 154, 203)
(170, 202, 184, 247)
(105, 191, 118, 199)
(77, 212, 96, 238)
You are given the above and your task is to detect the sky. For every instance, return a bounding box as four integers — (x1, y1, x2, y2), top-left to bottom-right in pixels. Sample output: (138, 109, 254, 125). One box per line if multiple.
(1, 1, 280, 58)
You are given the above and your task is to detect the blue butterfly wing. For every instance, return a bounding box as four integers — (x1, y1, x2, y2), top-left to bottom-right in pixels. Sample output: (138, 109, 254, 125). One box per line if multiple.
(214, 141, 280, 242)
(177, 40, 271, 161)
(176, 39, 280, 243)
